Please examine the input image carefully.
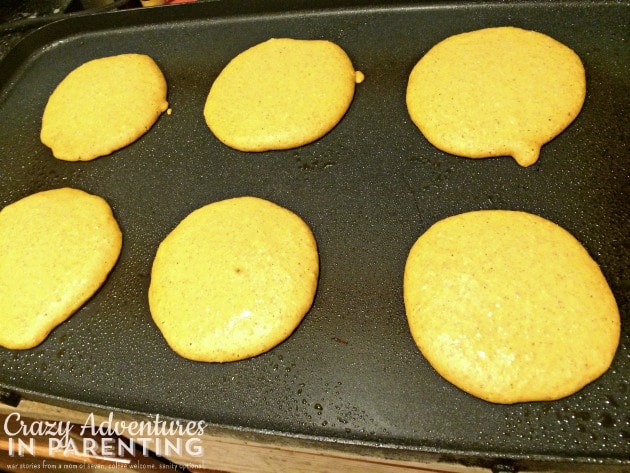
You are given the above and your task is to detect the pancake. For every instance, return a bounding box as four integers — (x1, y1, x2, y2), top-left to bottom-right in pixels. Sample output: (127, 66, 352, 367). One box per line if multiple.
(406, 27, 586, 167)
(41, 53, 168, 161)
(204, 38, 363, 152)
(403, 210, 620, 403)
(0, 188, 122, 349)
(149, 196, 319, 362)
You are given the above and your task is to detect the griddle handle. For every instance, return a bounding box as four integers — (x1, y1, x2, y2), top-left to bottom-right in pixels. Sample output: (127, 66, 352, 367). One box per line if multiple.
(0, 388, 21, 407)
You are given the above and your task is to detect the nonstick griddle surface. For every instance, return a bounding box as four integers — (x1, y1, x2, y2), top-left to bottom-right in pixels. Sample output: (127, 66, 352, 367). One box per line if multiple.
(0, 0, 628, 468)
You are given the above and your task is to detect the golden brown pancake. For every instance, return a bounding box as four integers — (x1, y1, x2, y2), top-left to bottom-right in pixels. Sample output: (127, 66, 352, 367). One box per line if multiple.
(149, 196, 319, 362)
(41, 53, 168, 161)
(0, 188, 122, 349)
(406, 27, 586, 166)
(204, 38, 363, 152)
(403, 210, 619, 403)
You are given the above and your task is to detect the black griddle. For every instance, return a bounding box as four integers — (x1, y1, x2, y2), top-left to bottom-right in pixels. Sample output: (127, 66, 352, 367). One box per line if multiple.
(0, 1, 628, 471)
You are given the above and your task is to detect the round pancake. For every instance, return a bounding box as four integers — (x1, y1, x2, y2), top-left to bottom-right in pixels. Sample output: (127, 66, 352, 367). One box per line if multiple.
(403, 210, 620, 404)
(41, 53, 168, 161)
(149, 196, 319, 362)
(204, 38, 363, 152)
(406, 27, 586, 167)
(0, 188, 122, 350)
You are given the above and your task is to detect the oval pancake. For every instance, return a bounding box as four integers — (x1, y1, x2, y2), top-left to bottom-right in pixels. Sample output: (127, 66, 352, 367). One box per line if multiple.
(0, 188, 122, 349)
(149, 196, 319, 362)
(406, 27, 586, 167)
(403, 210, 620, 404)
(204, 38, 363, 152)
(41, 53, 168, 161)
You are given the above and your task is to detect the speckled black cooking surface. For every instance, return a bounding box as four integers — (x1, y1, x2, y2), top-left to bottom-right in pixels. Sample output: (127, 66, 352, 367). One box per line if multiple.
(0, 1, 628, 469)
